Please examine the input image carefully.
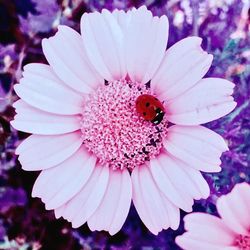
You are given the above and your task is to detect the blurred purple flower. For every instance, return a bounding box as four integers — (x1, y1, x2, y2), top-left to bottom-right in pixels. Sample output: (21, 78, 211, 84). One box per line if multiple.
(0, 188, 27, 213)
(19, 0, 60, 34)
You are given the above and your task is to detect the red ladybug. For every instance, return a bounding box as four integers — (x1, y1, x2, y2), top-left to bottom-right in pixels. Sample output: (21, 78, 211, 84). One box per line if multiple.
(135, 94, 165, 125)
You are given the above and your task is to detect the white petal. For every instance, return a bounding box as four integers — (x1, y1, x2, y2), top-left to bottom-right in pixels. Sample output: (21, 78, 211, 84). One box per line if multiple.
(16, 131, 82, 170)
(150, 156, 194, 211)
(87, 168, 132, 235)
(81, 10, 126, 81)
(32, 146, 96, 210)
(125, 6, 169, 83)
(164, 125, 228, 172)
(166, 78, 236, 125)
(58, 164, 109, 227)
(161, 194, 180, 230)
(42, 26, 102, 93)
(151, 37, 213, 101)
(112, 9, 131, 32)
(11, 100, 80, 135)
(180, 165, 210, 199)
(158, 152, 209, 200)
(54, 205, 65, 219)
(131, 165, 180, 235)
(131, 165, 160, 235)
(14, 63, 84, 115)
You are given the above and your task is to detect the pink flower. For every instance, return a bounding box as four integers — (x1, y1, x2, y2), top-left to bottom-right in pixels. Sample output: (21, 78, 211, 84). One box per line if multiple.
(11, 6, 236, 235)
(176, 183, 250, 250)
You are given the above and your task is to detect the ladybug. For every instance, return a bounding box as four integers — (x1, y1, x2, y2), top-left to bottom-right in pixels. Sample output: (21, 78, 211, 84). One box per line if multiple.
(135, 94, 165, 125)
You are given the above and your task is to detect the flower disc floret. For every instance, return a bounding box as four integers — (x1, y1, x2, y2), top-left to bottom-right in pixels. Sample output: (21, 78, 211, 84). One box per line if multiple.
(81, 80, 168, 170)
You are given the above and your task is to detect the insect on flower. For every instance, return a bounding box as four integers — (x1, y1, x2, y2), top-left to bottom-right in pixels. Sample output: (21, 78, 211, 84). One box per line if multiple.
(136, 94, 165, 125)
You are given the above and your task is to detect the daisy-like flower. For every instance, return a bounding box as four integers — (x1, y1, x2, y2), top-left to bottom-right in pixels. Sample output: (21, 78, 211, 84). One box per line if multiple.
(11, 6, 236, 235)
(176, 183, 250, 250)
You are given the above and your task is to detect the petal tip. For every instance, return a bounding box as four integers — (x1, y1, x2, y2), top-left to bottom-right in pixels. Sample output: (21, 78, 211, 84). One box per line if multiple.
(108, 229, 118, 236)
(54, 211, 61, 219)
(175, 235, 183, 246)
(215, 166, 222, 173)
(41, 38, 48, 46)
(138, 5, 148, 11)
(101, 9, 111, 15)
(223, 141, 230, 151)
(202, 188, 211, 199)
(71, 222, 81, 229)
(31, 188, 38, 198)
(10, 120, 16, 129)
(232, 101, 237, 109)
(45, 204, 51, 210)
(186, 36, 202, 46)
(15, 147, 20, 155)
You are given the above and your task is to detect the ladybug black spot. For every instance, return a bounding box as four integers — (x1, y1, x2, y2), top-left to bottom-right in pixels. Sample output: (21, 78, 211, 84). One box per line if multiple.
(145, 102, 150, 107)
(143, 112, 146, 116)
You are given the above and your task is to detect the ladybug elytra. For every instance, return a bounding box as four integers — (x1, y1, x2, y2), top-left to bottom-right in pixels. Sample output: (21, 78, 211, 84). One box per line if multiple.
(135, 94, 165, 125)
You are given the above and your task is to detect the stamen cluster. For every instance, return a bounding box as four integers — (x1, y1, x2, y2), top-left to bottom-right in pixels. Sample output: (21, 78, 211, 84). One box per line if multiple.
(235, 234, 250, 250)
(80, 80, 168, 170)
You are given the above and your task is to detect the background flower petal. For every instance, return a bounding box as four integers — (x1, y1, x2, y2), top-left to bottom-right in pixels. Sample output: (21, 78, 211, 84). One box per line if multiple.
(217, 183, 250, 235)
(176, 232, 238, 250)
(183, 213, 236, 245)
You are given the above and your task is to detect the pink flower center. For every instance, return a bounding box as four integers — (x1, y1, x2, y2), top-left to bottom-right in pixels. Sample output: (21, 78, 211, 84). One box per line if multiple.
(80, 80, 168, 170)
(235, 234, 250, 250)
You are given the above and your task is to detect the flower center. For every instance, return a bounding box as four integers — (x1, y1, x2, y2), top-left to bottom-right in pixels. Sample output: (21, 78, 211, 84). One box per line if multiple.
(235, 234, 250, 250)
(80, 80, 168, 170)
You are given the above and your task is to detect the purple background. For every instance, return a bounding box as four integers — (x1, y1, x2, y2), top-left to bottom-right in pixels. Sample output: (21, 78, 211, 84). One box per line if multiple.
(0, 0, 249, 249)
